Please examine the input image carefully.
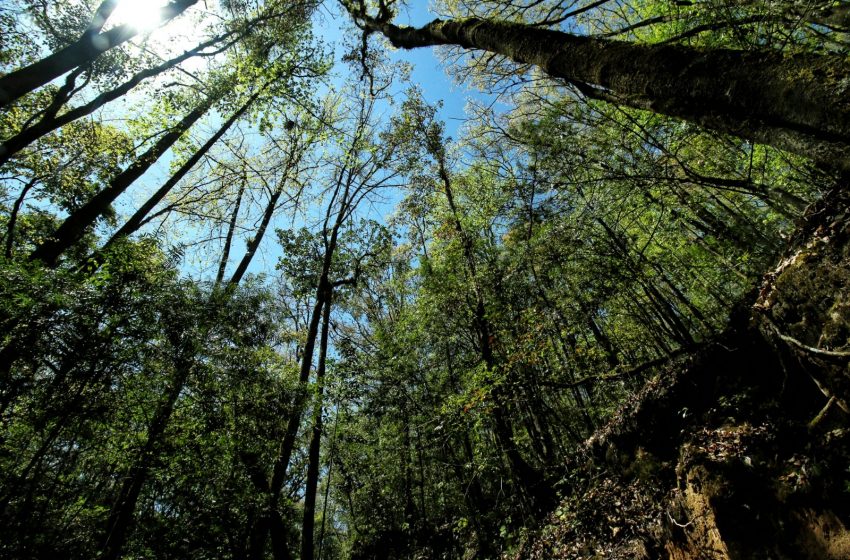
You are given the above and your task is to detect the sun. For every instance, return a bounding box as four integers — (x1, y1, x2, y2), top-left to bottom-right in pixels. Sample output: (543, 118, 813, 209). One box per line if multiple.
(111, 0, 172, 32)
(107, 0, 208, 72)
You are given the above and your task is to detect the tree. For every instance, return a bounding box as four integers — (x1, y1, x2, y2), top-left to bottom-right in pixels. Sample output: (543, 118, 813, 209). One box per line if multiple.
(1, 1, 849, 558)
(0, 0, 199, 109)
(342, 0, 850, 171)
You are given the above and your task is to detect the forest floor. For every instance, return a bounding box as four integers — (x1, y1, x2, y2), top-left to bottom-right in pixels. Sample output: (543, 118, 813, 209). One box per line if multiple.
(512, 184, 850, 559)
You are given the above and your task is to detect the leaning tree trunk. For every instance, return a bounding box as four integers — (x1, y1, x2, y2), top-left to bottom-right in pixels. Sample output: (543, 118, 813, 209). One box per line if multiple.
(0, 0, 198, 109)
(0, 29, 237, 168)
(215, 178, 247, 288)
(29, 92, 217, 267)
(345, 8, 850, 172)
(225, 182, 285, 289)
(102, 88, 263, 253)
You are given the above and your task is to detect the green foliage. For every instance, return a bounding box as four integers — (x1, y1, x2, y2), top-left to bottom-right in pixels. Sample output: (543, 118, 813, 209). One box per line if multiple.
(0, 0, 844, 559)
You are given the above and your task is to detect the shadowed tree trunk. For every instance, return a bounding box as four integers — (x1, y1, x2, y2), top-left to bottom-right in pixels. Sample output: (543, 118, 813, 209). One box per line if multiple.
(343, 4, 850, 171)
(0, 0, 198, 109)
(301, 296, 332, 560)
(102, 88, 264, 253)
(29, 92, 219, 267)
(0, 29, 239, 168)
(97, 325, 196, 560)
(4, 177, 38, 258)
(215, 177, 247, 287)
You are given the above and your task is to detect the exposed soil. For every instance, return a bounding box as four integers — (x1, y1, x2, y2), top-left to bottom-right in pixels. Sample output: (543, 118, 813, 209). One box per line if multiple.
(512, 183, 850, 559)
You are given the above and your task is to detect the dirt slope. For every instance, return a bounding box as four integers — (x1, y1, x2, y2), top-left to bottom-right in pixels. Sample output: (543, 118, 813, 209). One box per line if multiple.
(514, 185, 850, 560)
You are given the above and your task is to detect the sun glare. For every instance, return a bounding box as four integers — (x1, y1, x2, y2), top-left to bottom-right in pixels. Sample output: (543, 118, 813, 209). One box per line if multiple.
(111, 0, 171, 32)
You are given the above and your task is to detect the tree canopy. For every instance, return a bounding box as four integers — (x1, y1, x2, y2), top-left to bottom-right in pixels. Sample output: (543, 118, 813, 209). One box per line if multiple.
(1, 1, 849, 559)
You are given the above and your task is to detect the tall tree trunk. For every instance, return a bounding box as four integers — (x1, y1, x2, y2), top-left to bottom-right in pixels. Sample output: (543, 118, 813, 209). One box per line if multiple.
(98, 350, 193, 560)
(268, 177, 349, 500)
(226, 182, 284, 289)
(96, 191, 270, 558)
(300, 296, 331, 560)
(432, 138, 550, 510)
(0, 0, 198, 109)
(316, 408, 340, 560)
(0, 30, 236, 167)
(215, 178, 247, 288)
(345, 7, 850, 171)
(251, 209, 347, 558)
(103, 89, 262, 253)
(29, 93, 217, 267)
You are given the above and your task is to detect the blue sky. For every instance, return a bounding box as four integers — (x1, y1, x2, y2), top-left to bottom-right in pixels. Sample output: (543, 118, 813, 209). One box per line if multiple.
(316, 1, 482, 137)
(100, 1, 492, 281)
(218, 1, 491, 281)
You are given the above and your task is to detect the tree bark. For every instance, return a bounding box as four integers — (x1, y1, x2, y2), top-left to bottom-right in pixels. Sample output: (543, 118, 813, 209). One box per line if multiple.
(98, 350, 193, 560)
(0, 0, 198, 109)
(346, 8, 850, 171)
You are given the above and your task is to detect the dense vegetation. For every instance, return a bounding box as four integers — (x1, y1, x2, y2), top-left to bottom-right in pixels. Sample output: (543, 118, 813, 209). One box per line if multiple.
(1, 1, 848, 558)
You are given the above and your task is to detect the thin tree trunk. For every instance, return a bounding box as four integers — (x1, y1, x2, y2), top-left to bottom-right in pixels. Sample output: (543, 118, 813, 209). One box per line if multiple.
(226, 182, 284, 289)
(103, 88, 261, 253)
(95, 189, 269, 558)
(402, 410, 415, 532)
(268, 174, 350, 501)
(98, 351, 193, 560)
(4, 177, 38, 258)
(29, 93, 217, 266)
(300, 296, 331, 560)
(215, 178, 247, 288)
(316, 408, 340, 560)
(427, 129, 552, 510)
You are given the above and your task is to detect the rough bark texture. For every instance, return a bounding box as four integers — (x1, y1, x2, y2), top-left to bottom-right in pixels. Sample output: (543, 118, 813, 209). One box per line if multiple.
(351, 12, 850, 171)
